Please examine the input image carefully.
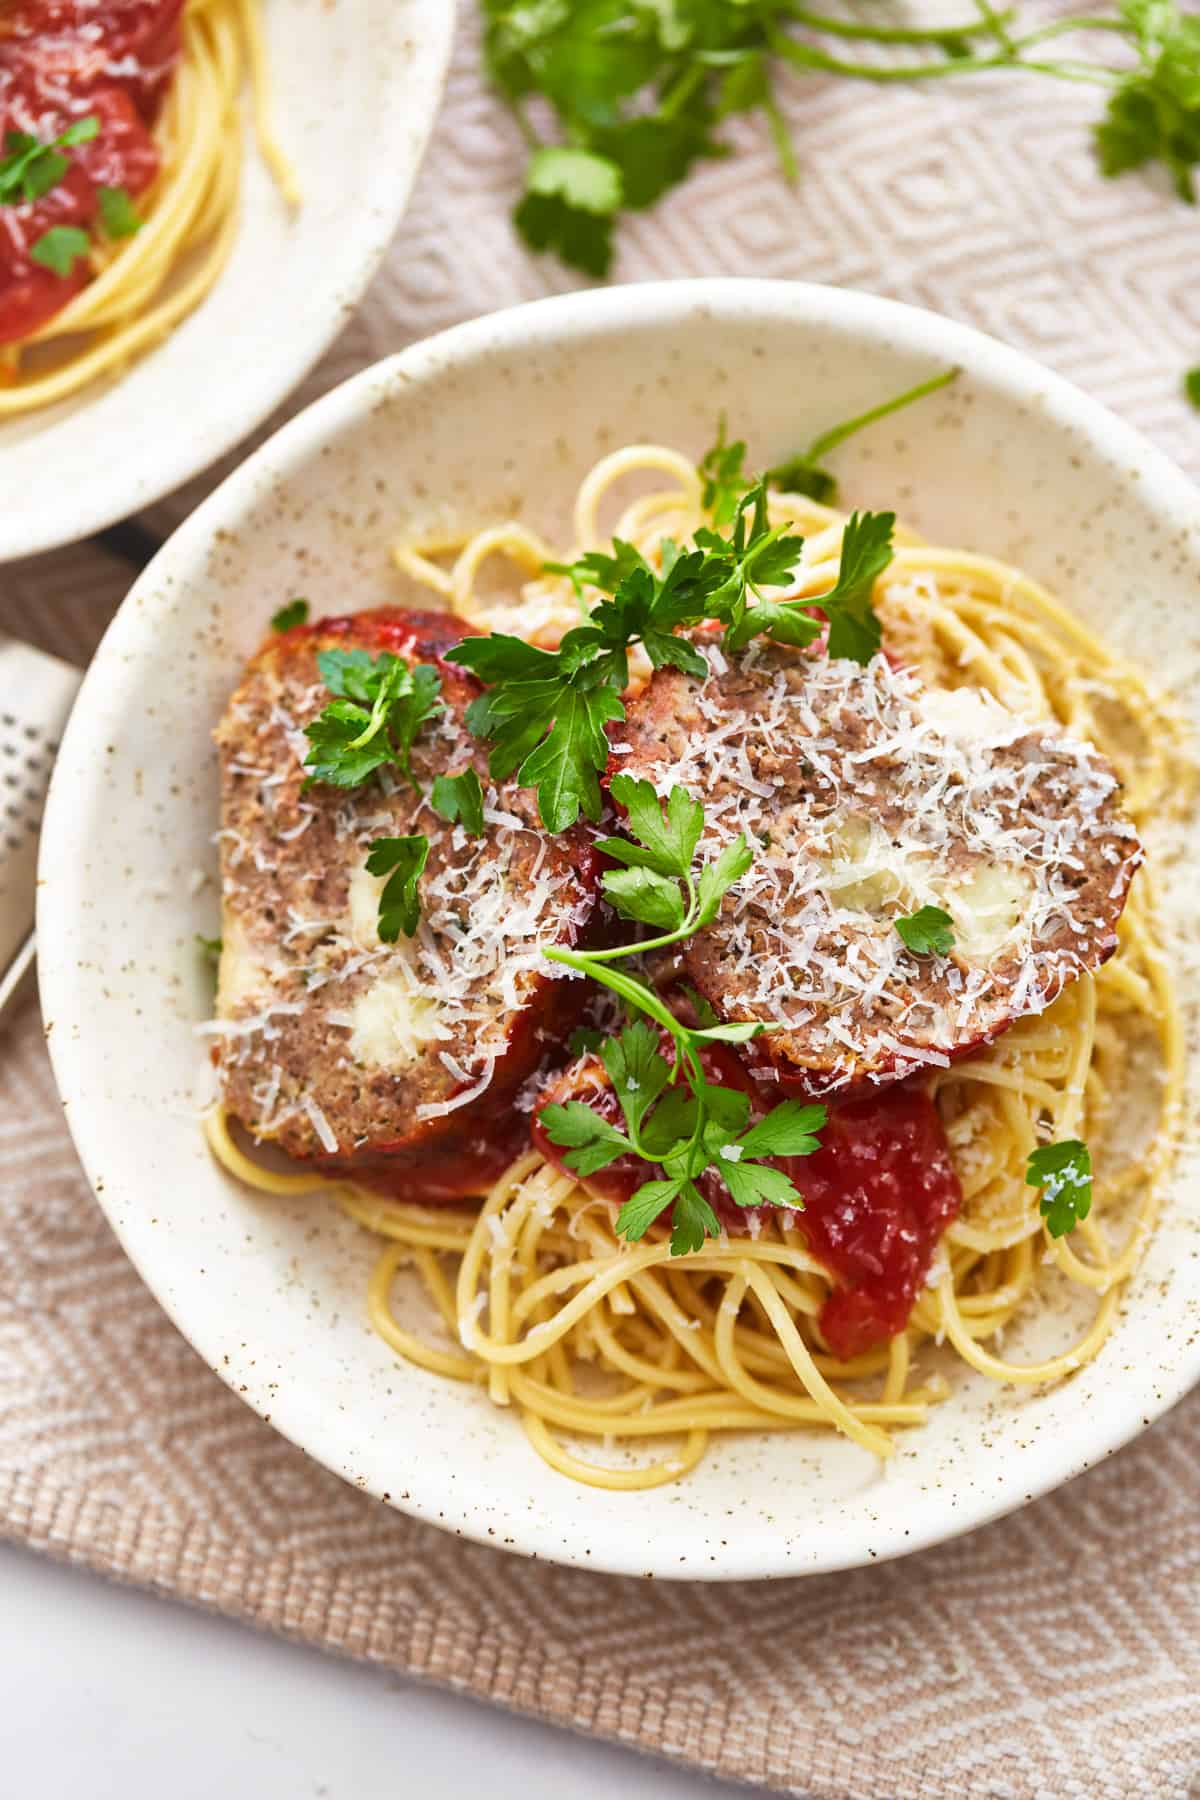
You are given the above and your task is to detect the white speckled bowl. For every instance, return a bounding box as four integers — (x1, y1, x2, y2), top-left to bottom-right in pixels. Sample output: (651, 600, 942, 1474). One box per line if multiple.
(0, 0, 455, 562)
(38, 282, 1200, 1580)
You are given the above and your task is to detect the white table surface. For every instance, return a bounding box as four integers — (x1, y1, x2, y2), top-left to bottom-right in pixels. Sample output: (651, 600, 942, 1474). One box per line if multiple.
(0, 1542, 762, 1797)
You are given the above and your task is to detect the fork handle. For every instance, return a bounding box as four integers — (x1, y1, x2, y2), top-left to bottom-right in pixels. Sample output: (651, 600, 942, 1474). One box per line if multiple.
(0, 930, 36, 1028)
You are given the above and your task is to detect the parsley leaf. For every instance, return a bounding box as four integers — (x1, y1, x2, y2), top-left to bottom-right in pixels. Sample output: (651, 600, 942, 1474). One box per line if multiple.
(195, 933, 223, 964)
(540, 1101, 635, 1177)
(668, 1183, 723, 1255)
(542, 795, 829, 1255)
(600, 774, 703, 878)
(545, 538, 648, 597)
(1026, 1139, 1093, 1238)
(97, 184, 142, 239)
(270, 598, 309, 633)
(450, 573, 717, 830)
(616, 1177, 684, 1243)
(430, 767, 486, 836)
(601, 1019, 673, 1136)
(0, 114, 98, 206)
(1094, 0, 1200, 202)
(514, 145, 622, 276)
(304, 651, 443, 792)
(819, 511, 896, 662)
(594, 778, 750, 941)
(454, 433, 891, 830)
(568, 1025, 606, 1058)
(736, 1101, 828, 1158)
(58, 116, 100, 148)
(30, 224, 90, 278)
(699, 417, 750, 525)
(1185, 366, 1200, 409)
(895, 905, 956, 956)
(366, 834, 429, 941)
(695, 836, 754, 925)
(487, 0, 1200, 273)
(716, 1157, 804, 1210)
(602, 865, 688, 930)
(515, 681, 626, 832)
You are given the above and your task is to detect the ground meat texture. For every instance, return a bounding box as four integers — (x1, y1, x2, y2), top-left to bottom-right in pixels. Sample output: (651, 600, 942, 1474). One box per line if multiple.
(611, 640, 1141, 1097)
(213, 607, 601, 1197)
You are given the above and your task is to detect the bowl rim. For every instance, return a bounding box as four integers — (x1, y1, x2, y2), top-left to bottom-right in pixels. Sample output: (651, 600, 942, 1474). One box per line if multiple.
(38, 278, 1200, 1581)
(0, 0, 457, 564)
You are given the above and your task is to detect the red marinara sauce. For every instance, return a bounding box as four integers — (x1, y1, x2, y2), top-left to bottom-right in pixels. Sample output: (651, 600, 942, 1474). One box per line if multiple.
(0, 1, 183, 344)
(532, 1045, 962, 1362)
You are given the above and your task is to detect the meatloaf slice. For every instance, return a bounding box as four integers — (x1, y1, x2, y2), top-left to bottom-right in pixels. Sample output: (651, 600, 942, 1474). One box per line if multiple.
(611, 638, 1141, 1097)
(213, 606, 600, 1197)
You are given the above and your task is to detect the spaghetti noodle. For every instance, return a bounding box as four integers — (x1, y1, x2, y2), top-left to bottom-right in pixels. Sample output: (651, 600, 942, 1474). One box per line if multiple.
(0, 0, 295, 415)
(207, 444, 1189, 1491)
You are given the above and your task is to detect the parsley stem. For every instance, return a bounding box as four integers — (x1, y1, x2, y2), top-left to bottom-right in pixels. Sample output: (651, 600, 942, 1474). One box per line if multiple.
(769, 27, 1010, 79)
(658, 61, 708, 121)
(761, 80, 799, 187)
(771, 28, 1121, 89)
(544, 946, 705, 1087)
(563, 873, 700, 966)
(804, 366, 960, 463)
(1013, 16, 1135, 45)
(780, 5, 1015, 46)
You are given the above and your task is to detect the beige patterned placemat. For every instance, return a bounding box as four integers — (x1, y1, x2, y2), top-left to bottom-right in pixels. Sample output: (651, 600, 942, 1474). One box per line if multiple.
(3, 10, 1200, 1797)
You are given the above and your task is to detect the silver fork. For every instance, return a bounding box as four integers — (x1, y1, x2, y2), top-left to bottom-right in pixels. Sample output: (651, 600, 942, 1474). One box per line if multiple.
(0, 637, 82, 1025)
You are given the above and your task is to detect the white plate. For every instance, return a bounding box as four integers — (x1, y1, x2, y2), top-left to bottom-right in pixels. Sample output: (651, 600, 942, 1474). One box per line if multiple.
(0, 0, 455, 562)
(38, 281, 1200, 1580)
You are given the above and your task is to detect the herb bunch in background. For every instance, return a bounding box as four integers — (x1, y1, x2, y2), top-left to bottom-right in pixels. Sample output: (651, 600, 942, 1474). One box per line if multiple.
(482, 0, 1200, 277)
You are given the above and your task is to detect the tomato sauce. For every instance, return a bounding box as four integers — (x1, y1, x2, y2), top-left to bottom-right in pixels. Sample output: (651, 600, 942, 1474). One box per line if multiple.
(532, 1039, 962, 1360)
(0, 1, 182, 344)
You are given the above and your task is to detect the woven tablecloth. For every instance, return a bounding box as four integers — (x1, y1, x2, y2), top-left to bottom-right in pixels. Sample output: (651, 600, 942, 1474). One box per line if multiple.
(3, 10, 1199, 1797)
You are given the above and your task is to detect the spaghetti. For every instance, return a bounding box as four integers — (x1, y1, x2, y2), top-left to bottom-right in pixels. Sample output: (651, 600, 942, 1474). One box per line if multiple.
(207, 444, 1189, 1491)
(0, 0, 295, 415)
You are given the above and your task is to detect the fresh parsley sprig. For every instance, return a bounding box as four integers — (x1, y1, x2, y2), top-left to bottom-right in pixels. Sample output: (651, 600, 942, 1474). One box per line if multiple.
(366, 835, 429, 942)
(541, 779, 827, 1255)
(484, 2, 1200, 276)
(430, 767, 486, 836)
(895, 905, 956, 957)
(1026, 1139, 1093, 1238)
(0, 116, 98, 206)
(303, 649, 443, 792)
(764, 367, 961, 504)
(30, 224, 90, 278)
(271, 597, 309, 633)
(450, 475, 893, 831)
(302, 647, 449, 942)
(96, 183, 142, 240)
(704, 370, 958, 512)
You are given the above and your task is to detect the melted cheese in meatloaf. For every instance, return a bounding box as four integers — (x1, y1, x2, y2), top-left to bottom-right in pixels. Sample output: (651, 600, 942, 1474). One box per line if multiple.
(212, 609, 598, 1183)
(613, 638, 1141, 1096)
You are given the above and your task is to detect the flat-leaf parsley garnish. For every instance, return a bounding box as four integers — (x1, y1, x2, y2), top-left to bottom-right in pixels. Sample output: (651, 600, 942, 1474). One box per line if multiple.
(485, 2, 1200, 275)
(30, 223, 90, 278)
(270, 597, 309, 633)
(1026, 1139, 1093, 1238)
(449, 476, 894, 831)
(97, 184, 142, 240)
(0, 115, 98, 206)
(430, 767, 486, 836)
(366, 835, 429, 942)
(540, 780, 826, 1255)
(895, 905, 956, 957)
(763, 367, 960, 505)
(303, 649, 443, 792)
